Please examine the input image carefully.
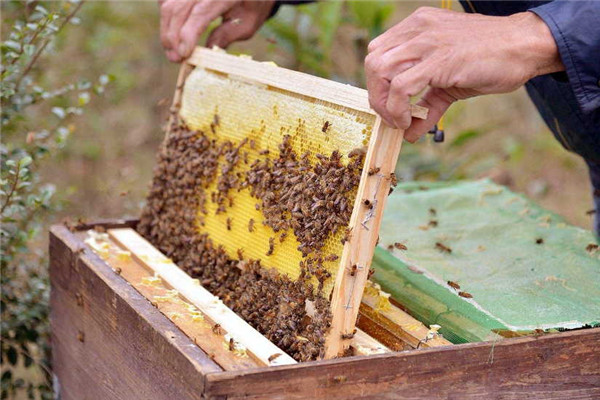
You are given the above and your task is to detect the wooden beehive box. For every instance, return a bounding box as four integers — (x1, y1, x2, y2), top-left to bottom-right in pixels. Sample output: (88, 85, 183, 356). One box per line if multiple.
(50, 221, 600, 399)
(49, 48, 600, 399)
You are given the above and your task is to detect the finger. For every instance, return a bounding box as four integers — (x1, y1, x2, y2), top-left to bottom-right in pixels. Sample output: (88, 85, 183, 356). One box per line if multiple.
(367, 75, 394, 126)
(166, 49, 181, 63)
(166, 0, 197, 57)
(404, 87, 455, 142)
(206, 12, 257, 48)
(386, 62, 433, 129)
(365, 56, 417, 127)
(179, 1, 235, 57)
(160, 0, 175, 49)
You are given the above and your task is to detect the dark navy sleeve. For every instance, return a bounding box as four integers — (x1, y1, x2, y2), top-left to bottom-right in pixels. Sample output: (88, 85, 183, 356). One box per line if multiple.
(529, 1, 600, 114)
(269, 1, 314, 18)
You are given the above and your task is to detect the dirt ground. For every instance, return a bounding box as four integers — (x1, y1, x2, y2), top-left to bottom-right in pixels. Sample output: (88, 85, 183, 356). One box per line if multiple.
(42, 1, 593, 232)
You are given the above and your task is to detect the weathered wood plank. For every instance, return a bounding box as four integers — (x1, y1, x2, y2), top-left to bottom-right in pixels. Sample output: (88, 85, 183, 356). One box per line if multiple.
(204, 328, 600, 399)
(359, 288, 452, 349)
(50, 225, 221, 400)
(108, 228, 296, 367)
(76, 230, 260, 371)
(187, 47, 428, 119)
(325, 123, 406, 357)
(351, 329, 390, 356)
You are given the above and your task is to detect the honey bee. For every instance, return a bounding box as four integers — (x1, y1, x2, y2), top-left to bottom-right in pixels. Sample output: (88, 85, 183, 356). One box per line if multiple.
(114, 267, 122, 275)
(237, 248, 244, 260)
(348, 146, 367, 158)
(324, 254, 338, 262)
(368, 268, 375, 279)
(341, 227, 352, 244)
(447, 281, 461, 290)
(341, 329, 357, 339)
(279, 232, 287, 243)
(389, 173, 398, 187)
(429, 208, 437, 216)
(586, 243, 599, 252)
(212, 324, 223, 335)
(268, 353, 282, 362)
(75, 293, 84, 307)
(248, 218, 255, 232)
(266, 237, 275, 256)
(349, 264, 358, 276)
(362, 199, 373, 209)
(368, 167, 380, 176)
(428, 220, 438, 228)
(458, 291, 473, 298)
(394, 242, 407, 250)
(228, 337, 235, 351)
(435, 242, 452, 254)
(259, 149, 270, 155)
(322, 121, 331, 133)
(226, 217, 232, 231)
(535, 238, 544, 244)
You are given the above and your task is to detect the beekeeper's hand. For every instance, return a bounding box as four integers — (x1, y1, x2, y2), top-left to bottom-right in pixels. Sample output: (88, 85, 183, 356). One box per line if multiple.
(365, 7, 564, 142)
(160, 0, 275, 62)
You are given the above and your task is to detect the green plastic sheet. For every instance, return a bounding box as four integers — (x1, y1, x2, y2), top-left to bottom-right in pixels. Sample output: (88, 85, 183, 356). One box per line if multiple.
(373, 179, 600, 343)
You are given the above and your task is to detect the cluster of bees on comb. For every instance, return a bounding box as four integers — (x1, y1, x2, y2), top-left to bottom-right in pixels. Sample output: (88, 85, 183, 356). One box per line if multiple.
(246, 134, 364, 291)
(139, 116, 366, 361)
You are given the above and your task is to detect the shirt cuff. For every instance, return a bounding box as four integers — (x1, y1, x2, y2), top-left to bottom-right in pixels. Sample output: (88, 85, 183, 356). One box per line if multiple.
(529, 2, 600, 114)
(269, 1, 315, 18)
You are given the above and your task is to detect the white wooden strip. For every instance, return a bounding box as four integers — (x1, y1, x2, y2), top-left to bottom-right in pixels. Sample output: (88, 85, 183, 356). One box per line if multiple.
(352, 329, 391, 356)
(187, 47, 428, 120)
(108, 228, 296, 367)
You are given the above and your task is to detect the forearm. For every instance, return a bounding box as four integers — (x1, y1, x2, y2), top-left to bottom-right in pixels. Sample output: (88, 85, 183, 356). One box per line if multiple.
(510, 11, 564, 78)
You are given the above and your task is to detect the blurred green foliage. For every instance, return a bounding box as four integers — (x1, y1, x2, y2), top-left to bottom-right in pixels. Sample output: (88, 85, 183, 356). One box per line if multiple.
(1, 1, 111, 398)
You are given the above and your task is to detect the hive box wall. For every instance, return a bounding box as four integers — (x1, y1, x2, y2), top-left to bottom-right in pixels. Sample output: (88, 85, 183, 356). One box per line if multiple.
(49, 223, 221, 400)
(50, 220, 600, 400)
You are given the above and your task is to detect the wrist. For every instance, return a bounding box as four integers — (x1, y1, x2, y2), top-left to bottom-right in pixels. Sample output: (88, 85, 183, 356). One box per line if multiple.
(510, 11, 565, 78)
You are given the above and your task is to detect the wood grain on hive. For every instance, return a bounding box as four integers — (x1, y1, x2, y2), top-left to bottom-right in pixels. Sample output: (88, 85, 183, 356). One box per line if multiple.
(163, 47, 427, 357)
(49, 221, 600, 399)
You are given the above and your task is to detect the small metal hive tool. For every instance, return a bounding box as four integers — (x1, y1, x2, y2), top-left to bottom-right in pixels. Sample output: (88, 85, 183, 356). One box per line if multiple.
(163, 47, 427, 358)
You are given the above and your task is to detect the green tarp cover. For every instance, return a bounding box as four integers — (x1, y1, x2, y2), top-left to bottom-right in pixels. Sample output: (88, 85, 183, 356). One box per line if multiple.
(373, 179, 600, 343)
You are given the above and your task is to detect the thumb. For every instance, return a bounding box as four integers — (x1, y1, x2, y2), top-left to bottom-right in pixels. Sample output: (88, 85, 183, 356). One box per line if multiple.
(207, 13, 257, 49)
(404, 87, 455, 143)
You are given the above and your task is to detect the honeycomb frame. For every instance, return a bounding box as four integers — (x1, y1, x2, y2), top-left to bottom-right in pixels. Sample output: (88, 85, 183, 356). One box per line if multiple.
(168, 47, 427, 358)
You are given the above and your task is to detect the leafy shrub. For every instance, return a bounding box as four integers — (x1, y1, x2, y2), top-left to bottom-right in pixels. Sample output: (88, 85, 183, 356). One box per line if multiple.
(1, 1, 110, 398)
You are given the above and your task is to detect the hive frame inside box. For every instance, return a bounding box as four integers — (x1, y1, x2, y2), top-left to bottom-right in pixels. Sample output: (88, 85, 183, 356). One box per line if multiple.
(81, 223, 449, 371)
(169, 47, 428, 358)
(50, 221, 600, 400)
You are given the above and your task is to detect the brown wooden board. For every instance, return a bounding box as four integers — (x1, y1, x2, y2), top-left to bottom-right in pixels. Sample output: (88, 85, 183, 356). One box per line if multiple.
(51, 220, 600, 399)
(204, 328, 600, 399)
(50, 224, 221, 400)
